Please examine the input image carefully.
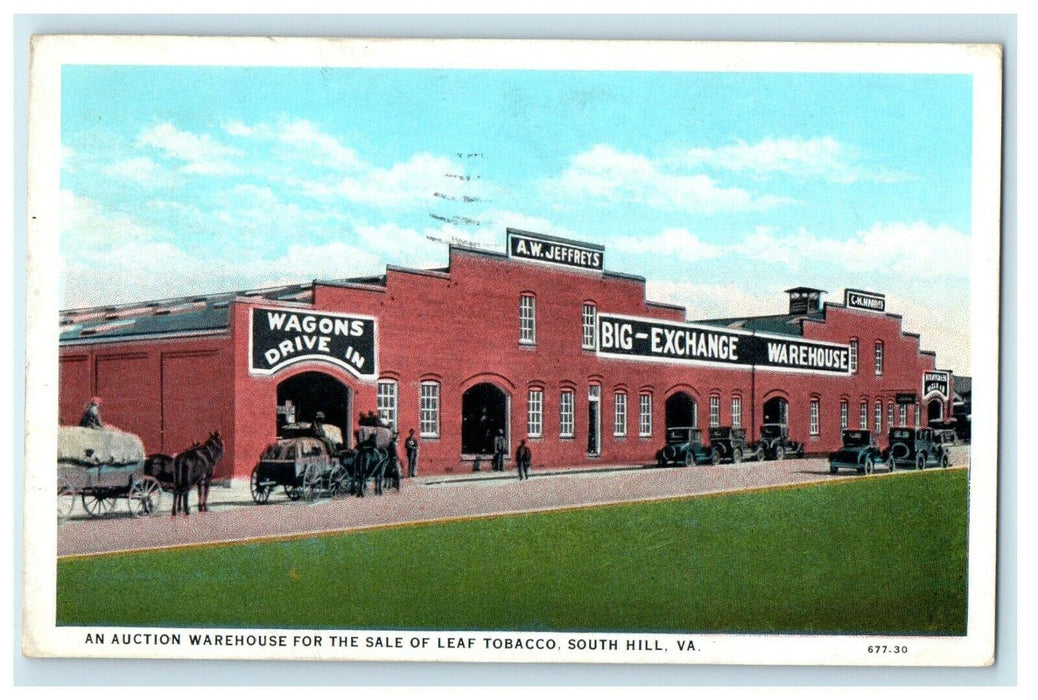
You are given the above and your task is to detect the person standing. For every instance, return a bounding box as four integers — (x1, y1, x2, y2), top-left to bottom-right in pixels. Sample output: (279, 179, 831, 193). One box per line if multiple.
(516, 439, 532, 481)
(493, 429, 507, 472)
(405, 429, 420, 478)
(79, 396, 104, 429)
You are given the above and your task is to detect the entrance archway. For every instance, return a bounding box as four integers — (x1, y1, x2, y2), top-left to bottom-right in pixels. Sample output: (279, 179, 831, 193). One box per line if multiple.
(763, 396, 789, 426)
(665, 392, 697, 429)
(276, 371, 351, 446)
(461, 383, 508, 455)
(928, 399, 944, 424)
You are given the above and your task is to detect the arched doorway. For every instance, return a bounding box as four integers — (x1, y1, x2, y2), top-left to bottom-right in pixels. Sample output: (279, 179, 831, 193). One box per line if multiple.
(763, 396, 789, 426)
(461, 383, 509, 455)
(927, 399, 944, 425)
(276, 371, 351, 446)
(666, 391, 697, 429)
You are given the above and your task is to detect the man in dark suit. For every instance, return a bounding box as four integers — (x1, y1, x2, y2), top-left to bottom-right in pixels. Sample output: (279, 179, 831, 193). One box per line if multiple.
(516, 439, 532, 481)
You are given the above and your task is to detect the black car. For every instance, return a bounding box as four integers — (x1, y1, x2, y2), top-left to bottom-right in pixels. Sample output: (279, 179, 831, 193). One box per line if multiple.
(883, 428, 949, 471)
(656, 427, 716, 467)
(758, 423, 805, 460)
(828, 430, 886, 475)
(707, 426, 763, 464)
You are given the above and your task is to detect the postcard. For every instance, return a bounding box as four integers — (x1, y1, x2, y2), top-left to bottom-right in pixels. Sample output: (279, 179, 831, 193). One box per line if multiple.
(23, 35, 1002, 666)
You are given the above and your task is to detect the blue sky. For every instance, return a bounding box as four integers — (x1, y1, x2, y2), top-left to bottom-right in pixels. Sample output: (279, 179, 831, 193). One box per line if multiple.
(60, 65, 973, 372)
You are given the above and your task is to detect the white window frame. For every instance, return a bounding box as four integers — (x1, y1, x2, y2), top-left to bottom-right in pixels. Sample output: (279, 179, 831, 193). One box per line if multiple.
(614, 391, 627, 437)
(419, 381, 440, 438)
(899, 404, 907, 428)
(810, 399, 820, 436)
(915, 403, 921, 427)
(639, 393, 652, 437)
(874, 401, 883, 434)
(887, 403, 895, 431)
(527, 388, 544, 438)
(731, 396, 742, 429)
(875, 341, 884, 376)
(849, 339, 859, 374)
(840, 400, 849, 430)
(859, 401, 869, 430)
(519, 294, 536, 345)
(559, 390, 575, 438)
(376, 379, 398, 432)
(709, 396, 720, 428)
(582, 303, 597, 350)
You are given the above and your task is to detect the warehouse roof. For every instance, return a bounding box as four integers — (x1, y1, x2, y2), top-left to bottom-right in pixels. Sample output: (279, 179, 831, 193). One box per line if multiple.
(693, 312, 826, 338)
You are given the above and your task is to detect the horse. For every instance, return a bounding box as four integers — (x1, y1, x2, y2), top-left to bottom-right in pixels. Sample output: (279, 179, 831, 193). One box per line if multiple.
(347, 445, 388, 497)
(171, 431, 224, 516)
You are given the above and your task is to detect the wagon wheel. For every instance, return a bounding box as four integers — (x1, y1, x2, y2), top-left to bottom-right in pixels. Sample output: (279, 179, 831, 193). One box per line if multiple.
(774, 445, 786, 461)
(732, 448, 743, 465)
(327, 465, 349, 499)
(755, 447, 765, 462)
(57, 475, 75, 522)
(916, 453, 926, 471)
(887, 455, 897, 473)
(710, 449, 721, 466)
(683, 451, 694, 468)
(301, 463, 322, 502)
(81, 491, 116, 517)
(250, 467, 273, 505)
(863, 457, 875, 476)
(127, 476, 163, 517)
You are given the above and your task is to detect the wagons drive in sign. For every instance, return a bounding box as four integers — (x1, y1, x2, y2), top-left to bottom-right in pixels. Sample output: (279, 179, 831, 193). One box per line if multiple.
(249, 307, 376, 378)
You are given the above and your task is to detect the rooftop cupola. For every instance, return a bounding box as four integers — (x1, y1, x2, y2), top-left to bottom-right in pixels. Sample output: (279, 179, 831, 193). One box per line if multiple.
(784, 287, 826, 315)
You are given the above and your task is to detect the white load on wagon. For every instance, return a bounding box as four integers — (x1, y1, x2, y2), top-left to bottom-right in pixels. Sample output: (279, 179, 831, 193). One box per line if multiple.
(57, 426, 146, 468)
(356, 425, 394, 450)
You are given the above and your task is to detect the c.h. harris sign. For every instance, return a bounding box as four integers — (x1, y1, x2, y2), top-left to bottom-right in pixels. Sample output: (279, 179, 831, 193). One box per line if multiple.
(506, 228, 604, 272)
(249, 307, 377, 379)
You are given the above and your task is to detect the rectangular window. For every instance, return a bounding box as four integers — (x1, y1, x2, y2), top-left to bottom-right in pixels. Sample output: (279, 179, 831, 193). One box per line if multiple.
(840, 401, 848, 430)
(519, 294, 536, 344)
(874, 401, 882, 434)
(849, 340, 859, 374)
(875, 341, 884, 376)
(860, 401, 869, 430)
(419, 382, 440, 437)
(376, 380, 398, 431)
(582, 303, 597, 350)
(709, 396, 720, 428)
(915, 403, 921, 427)
(899, 404, 907, 428)
(887, 403, 895, 431)
(731, 397, 742, 429)
(810, 399, 820, 436)
(639, 393, 652, 437)
(559, 390, 575, 438)
(527, 389, 543, 437)
(614, 392, 627, 437)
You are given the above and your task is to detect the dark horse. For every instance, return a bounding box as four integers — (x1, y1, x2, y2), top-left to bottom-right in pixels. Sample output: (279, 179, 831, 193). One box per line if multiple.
(170, 431, 225, 516)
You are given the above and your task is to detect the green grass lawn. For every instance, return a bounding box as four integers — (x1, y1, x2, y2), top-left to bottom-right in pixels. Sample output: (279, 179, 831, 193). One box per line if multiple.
(57, 470, 969, 634)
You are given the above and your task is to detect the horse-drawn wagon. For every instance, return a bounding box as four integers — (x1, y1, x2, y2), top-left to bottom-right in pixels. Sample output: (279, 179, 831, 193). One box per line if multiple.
(249, 423, 401, 504)
(57, 426, 163, 521)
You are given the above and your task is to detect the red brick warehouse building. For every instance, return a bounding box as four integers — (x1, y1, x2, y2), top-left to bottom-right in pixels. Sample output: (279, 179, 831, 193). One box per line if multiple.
(58, 228, 955, 478)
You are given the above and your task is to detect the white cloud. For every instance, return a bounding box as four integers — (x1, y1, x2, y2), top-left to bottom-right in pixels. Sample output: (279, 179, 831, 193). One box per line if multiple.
(545, 144, 796, 213)
(226, 118, 363, 172)
(678, 136, 907, 183)
(736, 221, 969, 278)
(645, 280, 785, 321)
(103, 156, 161, 183)
(136, 123, 243, 175)
(304, 152, 457, 208)
(60, 190, 161, 247)
(611, 228, 723, 263)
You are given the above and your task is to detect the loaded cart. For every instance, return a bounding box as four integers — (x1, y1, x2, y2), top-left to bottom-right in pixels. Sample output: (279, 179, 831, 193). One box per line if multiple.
(57, 426, 164, 521)
(250, 424, 350, 504)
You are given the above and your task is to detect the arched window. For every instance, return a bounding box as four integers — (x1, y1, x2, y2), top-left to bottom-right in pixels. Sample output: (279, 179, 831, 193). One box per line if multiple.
(849, 338, 859, 374)
(519, 293, 536, 345)
(874, 340, 884, 376)
(527, 387, 544, 438)
(376, 379, 398, 431)
(638, 393, 653, 437)
(614, 390, 628, 437)
(840, 399, 849, 430)
(582, 303, 597, 350)
(419, 381, 440, 438)
(810, 398, 820, 436)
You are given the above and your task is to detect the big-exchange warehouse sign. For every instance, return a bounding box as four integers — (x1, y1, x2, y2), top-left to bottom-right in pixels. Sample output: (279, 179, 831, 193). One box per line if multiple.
(597, 313, 852, 375)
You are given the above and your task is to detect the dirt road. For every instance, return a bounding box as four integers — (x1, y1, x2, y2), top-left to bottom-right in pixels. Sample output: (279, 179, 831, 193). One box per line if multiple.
(57, 449, 969, 558)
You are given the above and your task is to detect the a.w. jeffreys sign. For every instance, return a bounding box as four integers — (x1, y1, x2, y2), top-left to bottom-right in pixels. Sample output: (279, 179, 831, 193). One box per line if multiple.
(506, 228, 604, 272)
(250, 307, 376, 379)
(922, 370, 952, 400)
(844, 288, 886, 313)
(597, 313, 851, 375)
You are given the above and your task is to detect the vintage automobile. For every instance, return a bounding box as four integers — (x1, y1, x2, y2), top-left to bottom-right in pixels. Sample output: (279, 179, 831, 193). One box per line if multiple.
(828, 429, 886, 475)
(655, 427, 717, 467)
(708, 426, 763, 464)
(757, 423, 805, 461)
(883, 427, 950, 471)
